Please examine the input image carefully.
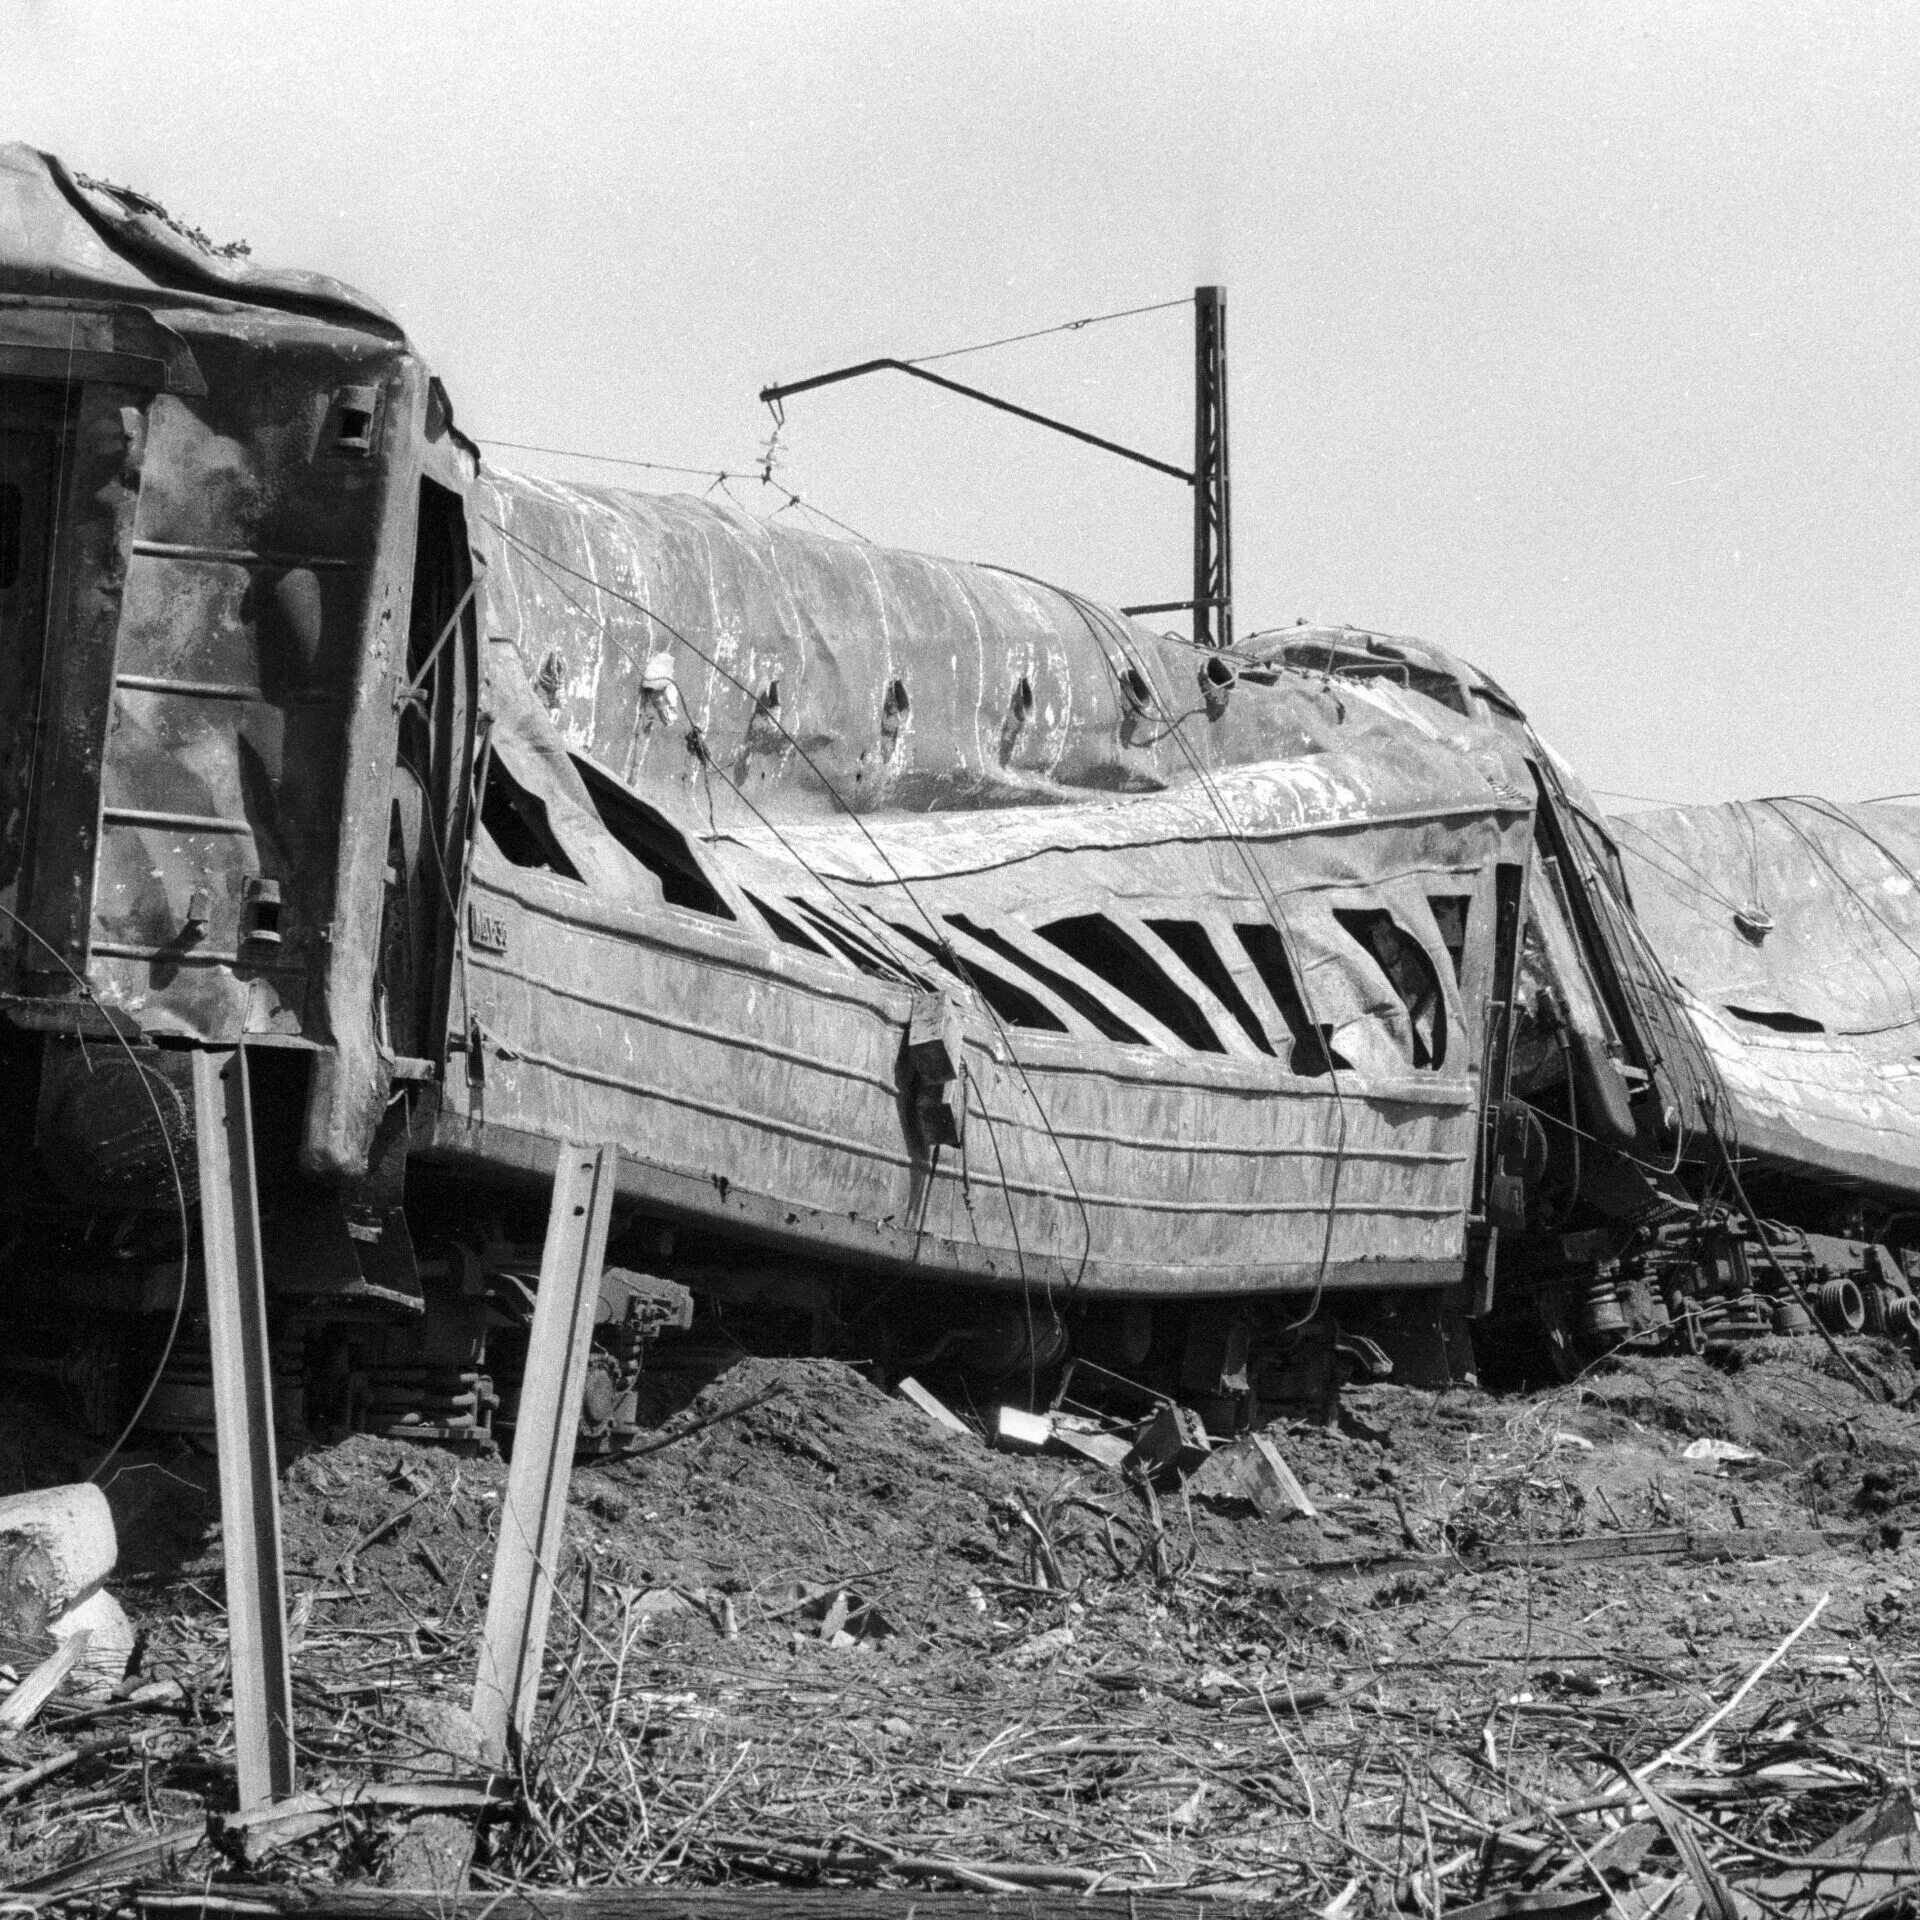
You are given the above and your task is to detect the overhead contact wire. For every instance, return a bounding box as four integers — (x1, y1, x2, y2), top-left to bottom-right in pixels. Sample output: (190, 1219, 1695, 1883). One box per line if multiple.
(903, 295, 1190, 367)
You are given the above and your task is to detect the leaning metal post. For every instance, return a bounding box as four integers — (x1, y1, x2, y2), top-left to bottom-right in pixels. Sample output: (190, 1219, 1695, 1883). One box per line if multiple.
(471, 1142, 621, 1764)
(191, 1045, 297, 1810)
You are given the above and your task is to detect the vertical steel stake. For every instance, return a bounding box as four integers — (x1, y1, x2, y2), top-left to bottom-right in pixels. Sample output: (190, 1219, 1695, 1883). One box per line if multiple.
(191, 1045, 296, 1810)
(471, 1142, 620, 1764)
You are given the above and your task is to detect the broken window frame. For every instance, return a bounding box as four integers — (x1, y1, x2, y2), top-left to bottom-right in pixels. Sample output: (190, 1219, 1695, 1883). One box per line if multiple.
(567, 749, 737, 921)
(1034, 912, 1228, 1054)
(1331, 904, 1451, 1071)
(475, 750, 584, 882)
(1140, 914, 1279, 1060)
(883, 916, 1070, 1033)
(745, 889, 833, 956)
(1231, 917, 1352, 1076)
(942, 912, 1147, 1044)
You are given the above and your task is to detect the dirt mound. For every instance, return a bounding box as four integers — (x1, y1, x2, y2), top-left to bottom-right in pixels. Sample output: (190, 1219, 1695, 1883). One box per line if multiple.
(6, 1338, 1920, 1905)
(586, 1355, 1061, 1638)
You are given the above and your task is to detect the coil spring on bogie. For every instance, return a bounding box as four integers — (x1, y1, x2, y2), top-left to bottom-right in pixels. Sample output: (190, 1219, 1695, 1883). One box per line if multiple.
(1816, 1277, 1866, 1333)
(1865, 1284, 1920, 1340)
(1580, 1275, 1628, 1345)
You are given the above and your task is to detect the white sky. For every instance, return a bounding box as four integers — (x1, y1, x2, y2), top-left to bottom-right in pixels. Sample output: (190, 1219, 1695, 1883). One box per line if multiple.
(9, 0, 1916, 807)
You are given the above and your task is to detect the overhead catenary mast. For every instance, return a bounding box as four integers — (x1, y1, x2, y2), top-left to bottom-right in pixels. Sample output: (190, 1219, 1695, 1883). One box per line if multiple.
(1191, 285, 1232, 650)
(759, 285, 1231, 647)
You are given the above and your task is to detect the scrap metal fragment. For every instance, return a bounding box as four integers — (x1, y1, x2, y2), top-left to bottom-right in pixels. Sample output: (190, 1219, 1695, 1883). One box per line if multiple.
(994, 1406, 1051, 1452)
(1124, 1402, 1212, 1479)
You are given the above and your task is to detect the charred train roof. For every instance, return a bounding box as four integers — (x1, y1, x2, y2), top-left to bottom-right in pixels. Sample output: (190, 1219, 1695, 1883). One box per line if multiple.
(0, 143, 402, 337)
(473, 472, 1536, 825)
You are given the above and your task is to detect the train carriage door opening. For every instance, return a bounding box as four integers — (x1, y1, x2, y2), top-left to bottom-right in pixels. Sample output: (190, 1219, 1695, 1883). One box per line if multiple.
(380, 480, 477, 1066)
(0, 383, 67, 941)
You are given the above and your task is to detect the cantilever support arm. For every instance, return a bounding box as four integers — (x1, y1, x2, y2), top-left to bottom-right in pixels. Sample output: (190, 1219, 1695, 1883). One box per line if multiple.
(759, 360, 1193, 485)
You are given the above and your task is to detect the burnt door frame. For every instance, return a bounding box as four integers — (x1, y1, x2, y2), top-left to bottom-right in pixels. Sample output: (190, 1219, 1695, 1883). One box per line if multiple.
(0, 379, 76, 972)
(380, 477, 479, 1071)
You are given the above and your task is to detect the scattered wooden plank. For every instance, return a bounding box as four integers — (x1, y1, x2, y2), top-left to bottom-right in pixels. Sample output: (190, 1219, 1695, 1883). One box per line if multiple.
(896, 1376, 972, 1439)
(132, 1889, 1302, 1920)
(1265, 1525, 1870, 1590)
(1251, 1433, 1318, 1517)
(0, 1630, 88, 1732)
(1478, 1527, 1862, 1571)
(1051, 1427, 1132, 1471)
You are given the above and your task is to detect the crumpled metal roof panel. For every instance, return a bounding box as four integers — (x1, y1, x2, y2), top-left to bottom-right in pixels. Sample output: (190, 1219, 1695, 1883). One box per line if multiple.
(1612, 798, 1920, 1194)
(471, 473, 1537, 829)
(0, 143, 402, 338)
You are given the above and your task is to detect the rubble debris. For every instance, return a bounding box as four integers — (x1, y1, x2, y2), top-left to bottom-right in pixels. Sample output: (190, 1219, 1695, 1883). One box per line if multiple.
(1123, 1401, 1212, 1478)
(0, 1481, 117, 1625)
(1004, 1624, 1075, 1668)
(1188, 1431, 1318, 1517)
(1, 1344, 1919, 1915)
(0, 1480, 128, 1705)
(48, 1585, 134, 1695)
(620, 1380, 791, 1459)
(123, 1895, 1314, 1919)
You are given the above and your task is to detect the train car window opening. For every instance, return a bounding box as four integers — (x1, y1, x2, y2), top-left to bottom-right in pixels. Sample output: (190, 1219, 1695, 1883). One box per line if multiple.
(569, 755, 735, 919)
(888, 917, 1068, 1033)
(943, 912, 1147, 1045)
(0, 481, 21, 590)
(1233, 922, 1350, 1075)
(787, 897, 914, 983)
(1035, 913, 1223, 1052)
(883, 917, 966, 983)
(1145, 918, 1275, 1055)
(479, 757, 582, 879)
(745, 890, 831, 955)
(1428, 894, 1472, 979)
(1333, 907, 1447, 1069)
(328, 384, 380, 457)
(1725, 1004, 1826, 1034)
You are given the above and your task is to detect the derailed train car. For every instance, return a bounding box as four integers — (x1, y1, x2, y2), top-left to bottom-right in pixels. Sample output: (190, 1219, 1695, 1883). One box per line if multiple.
(0, 144, 1911, 1449)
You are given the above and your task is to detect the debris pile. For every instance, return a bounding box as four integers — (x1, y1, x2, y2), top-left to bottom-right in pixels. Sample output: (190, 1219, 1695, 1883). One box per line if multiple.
(1, 1343, 1919, 1914)
(0, 1482, 133, 1718)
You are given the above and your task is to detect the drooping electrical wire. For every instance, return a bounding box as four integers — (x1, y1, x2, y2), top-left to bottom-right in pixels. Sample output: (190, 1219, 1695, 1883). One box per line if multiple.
(1607, 814, 1752, 921)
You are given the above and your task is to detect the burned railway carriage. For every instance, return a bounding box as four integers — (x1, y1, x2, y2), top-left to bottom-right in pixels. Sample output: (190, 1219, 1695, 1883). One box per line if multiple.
(1, 146, 1915, 1447)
